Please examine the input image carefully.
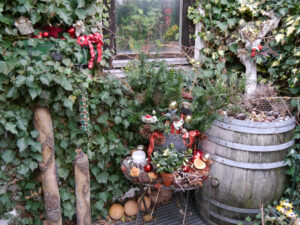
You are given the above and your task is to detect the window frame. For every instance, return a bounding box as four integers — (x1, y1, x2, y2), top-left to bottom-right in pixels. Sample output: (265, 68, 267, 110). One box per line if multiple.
(103, 0, 195, 69)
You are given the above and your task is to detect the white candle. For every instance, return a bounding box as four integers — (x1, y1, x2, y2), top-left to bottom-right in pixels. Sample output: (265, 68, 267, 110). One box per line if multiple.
(132, 150, 146, 165)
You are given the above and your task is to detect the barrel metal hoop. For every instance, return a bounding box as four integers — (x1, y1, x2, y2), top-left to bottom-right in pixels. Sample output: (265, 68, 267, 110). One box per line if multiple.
(206, 134, 295, 152)
(199, 203, 253, 225)
(213, 155, 286, 169)
(203, 196, 260, 214)
(213, 120, 295, 134)
(219, 116, 295, 128)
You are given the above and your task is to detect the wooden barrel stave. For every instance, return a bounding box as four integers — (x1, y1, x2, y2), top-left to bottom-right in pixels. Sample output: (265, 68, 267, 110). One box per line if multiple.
(195, 117, 295, 225)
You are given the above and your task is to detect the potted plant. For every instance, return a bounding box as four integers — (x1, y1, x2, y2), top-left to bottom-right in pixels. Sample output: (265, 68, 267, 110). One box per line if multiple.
(151, 144, 192, 186)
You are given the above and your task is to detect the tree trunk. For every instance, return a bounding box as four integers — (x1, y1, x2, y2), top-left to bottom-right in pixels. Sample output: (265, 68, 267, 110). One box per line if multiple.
(75, 150, 91, 225)
(239, 54, 257, 95)
(238, 11, 280, 95)
(34, 107, 62, 225)
(194, 4, 205, 60)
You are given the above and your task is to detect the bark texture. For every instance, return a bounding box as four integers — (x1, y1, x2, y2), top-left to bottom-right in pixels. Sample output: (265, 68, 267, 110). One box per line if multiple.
(34, 107, 62, 225)
(75, 150, 91, 225)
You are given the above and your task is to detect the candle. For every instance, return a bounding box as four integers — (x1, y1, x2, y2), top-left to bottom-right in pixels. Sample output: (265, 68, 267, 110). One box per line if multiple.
(132, 150, 146, 165)
(202, 153, 210, 161)
(137, 145, 145, 151)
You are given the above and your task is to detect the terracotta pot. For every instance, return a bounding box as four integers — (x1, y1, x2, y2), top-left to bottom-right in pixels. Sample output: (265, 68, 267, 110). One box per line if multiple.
(160, 173, 174, 186)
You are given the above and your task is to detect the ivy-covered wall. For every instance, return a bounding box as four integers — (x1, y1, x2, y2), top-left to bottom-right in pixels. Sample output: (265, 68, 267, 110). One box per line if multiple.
(0, 0, 134, 224)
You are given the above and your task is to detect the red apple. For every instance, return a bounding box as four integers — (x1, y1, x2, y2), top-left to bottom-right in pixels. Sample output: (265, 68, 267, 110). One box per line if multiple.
(144, 164, 153, 172)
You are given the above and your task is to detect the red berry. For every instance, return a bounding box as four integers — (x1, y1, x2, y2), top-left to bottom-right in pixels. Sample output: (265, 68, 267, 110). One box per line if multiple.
(252, 48, 256, 52)
(43, 32, 49, 38)
(145, 115, 152, 119)
(251, 52, 256, 58)
(258, 45, 263, 51)
(68, 27, 75, 34)
(182, 166, 189, 172)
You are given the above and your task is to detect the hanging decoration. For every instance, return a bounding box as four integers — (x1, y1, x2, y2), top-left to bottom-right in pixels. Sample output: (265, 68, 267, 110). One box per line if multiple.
(15, 16, 34, 35)
(79, 91, 91, 132)
(77, 33, 103, 69)
(73, 20, 86, 37)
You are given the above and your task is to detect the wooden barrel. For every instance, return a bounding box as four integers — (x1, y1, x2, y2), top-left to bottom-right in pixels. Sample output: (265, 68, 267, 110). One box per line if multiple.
(195, 116, 295, 225)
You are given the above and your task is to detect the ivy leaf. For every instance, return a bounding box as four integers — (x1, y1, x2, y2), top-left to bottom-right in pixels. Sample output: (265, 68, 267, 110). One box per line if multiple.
(78, 0, 85, 9)
(24, 159, 38, 171)
(57, 8, 71, 25)
(96, 172, 108, 183)
(15, 76, 26, 87)
(217, 21, 228, 31)
(5, 122, 17, 134)
(58, 167, 70, 180)
(30, 130, 39, 138)
(61, 77, 73, 91)
(18, 164, 29, 176)
(30, 11, 41, 24)
(63, 98, 74, 110)
(97, 113, 109, 124)
(17, 137, 28, 152)
(29, 88, 41, 100)
(0, 60, 14, 75)
(275, 34, 285, 43)
(40, 74, 50, 86)
(1, 150, 15, 164)
(114, 116, 122, 125)
(63, 202, 76, 220)
(29, 140, 42, 152)
(62, 58, 71, 67)
(229, 44, 238, 54)
(6, 87, 17, 98)
(17, 118, 28, 131)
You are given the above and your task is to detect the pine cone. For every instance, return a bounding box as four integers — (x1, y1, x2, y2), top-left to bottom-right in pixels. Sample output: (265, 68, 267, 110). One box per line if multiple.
(51, 52, 63, 61)
(139, 124, 152, 139)
(258, 99, 272, 112)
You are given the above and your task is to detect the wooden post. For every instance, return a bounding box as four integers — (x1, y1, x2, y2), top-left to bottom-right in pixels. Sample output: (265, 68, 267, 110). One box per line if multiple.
(75, 149, 91, 225)
(34, 107, 62, 225)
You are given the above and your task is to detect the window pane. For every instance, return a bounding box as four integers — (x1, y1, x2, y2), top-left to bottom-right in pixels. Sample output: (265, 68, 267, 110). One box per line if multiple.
(116, 0, 181, 54)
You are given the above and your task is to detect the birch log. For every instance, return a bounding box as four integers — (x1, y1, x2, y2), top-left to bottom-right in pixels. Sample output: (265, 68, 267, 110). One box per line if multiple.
(194, 4, 205, 60)
(238, 11, 281, 95)
(75, 150, 91, 225)
(34, 107, 62, 225)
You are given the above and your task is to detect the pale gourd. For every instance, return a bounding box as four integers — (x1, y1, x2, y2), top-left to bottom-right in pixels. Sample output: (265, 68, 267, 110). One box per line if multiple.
(109, 204, 124, 220)
(137, 196, 151, 211)
(124, 200, 138, 216)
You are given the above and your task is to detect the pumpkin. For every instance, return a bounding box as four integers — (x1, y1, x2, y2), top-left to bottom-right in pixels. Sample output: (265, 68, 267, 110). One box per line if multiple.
(109, 203, 124, 220)
(137, 196, 151, 211)
(124, 200, 138, 216)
